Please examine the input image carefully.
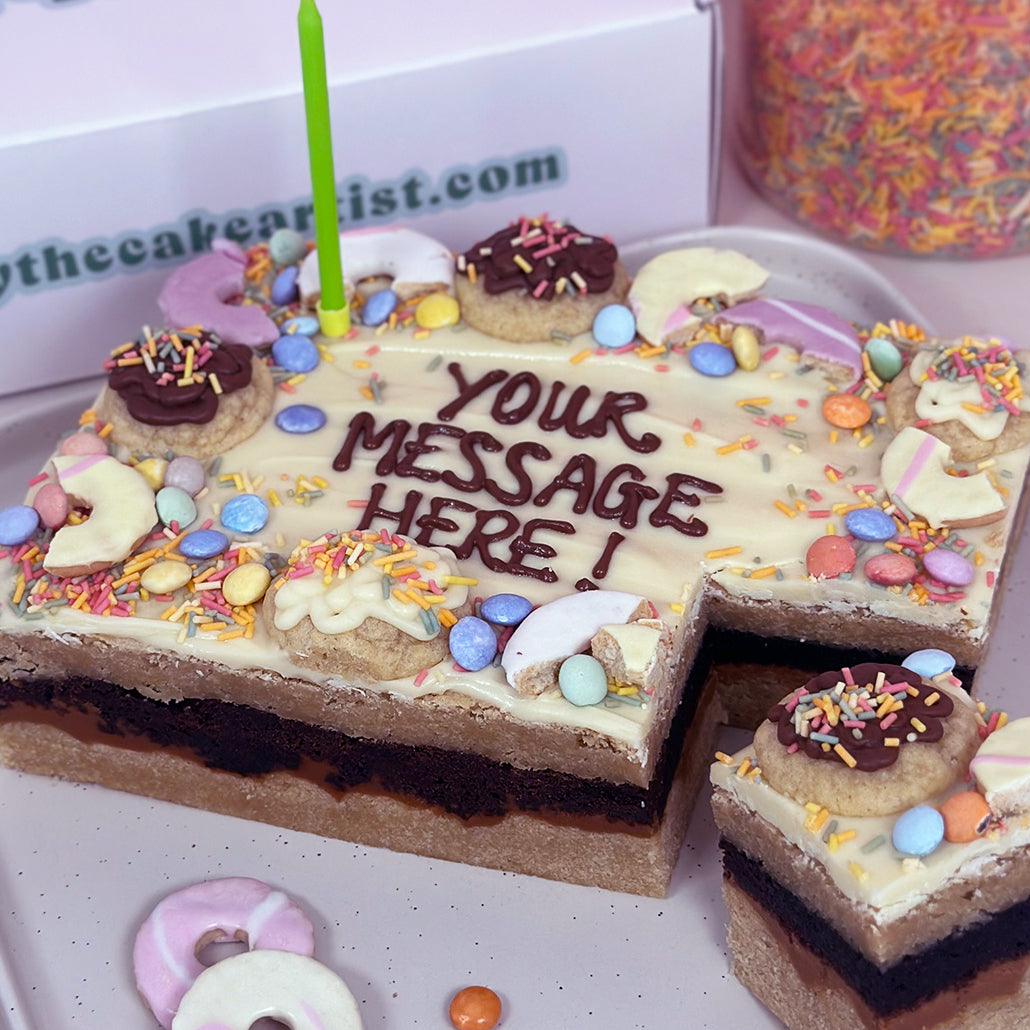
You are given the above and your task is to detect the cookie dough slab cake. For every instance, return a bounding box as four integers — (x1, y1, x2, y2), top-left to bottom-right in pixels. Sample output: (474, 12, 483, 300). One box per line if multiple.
(712, 657, 1030, 1029)
(1, 218, 1029, 897)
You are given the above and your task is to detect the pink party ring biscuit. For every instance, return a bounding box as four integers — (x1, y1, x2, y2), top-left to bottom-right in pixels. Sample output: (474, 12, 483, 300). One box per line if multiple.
(133, 877, 316, 1029)
(628, 247, 769, 347)
(171, 950, 362, 1030)
(715, 298, 864, 384)
(158, 247, 279, 347)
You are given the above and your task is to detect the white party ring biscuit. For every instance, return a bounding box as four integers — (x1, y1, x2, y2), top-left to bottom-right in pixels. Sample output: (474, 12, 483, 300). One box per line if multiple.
(880, 426, 1006, 529)
(170, 950, 362, 1030)
(299, 226, 453, 304)
(627, 247, 769, 346)
(43, 454, 157, 578)
(501, 590, 651, 696)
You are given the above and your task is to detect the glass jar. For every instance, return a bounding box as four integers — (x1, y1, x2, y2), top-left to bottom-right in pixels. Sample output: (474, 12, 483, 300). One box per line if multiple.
(738, 0, 1030, 257)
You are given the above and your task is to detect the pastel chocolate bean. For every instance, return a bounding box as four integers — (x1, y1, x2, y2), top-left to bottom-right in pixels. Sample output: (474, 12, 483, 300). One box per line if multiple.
(821, 392, 871, 429)
(179, 528, 229, 560)
(268, 228, 307, 266)
(271, 333, 320, 374)
(922, 547, 974, 586)
(275, 404, 327, 434)
(140, 560, 193, 594)
(864, 551, 917, 586)
(282, 315, 320, 337)
(156, 486, 198, 530)
(32, 482, 69, 530)
(270, 265, 300, 306)
(689, 341, 736, 377)
(449, 616, 497, 671)
(57, 432, 108, 457)
(558, 654, 609, 706)
(222, 562, 272, 606)
(902, 648, 956, 679)
(164, 456, 207, 497)
(362, 288, 398, 327)
(0, 504, 40, 546)
(844, 507, 897, 542)
(591, 303, 636, 348)
(865, 336, 904, 382)
(220, 493, 269, 535)
(480, 593, 533, 627)
(939, 791, 992, 843)
(805, 535, 856, 578)
(730, 324, 761, 371)
(892, 804, 944, 857)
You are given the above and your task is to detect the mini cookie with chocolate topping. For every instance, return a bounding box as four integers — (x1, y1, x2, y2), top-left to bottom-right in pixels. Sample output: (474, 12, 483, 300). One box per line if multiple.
(454, 216, 629, 342)
(753, 662, 980, 817)
(97, 327, 274, 460)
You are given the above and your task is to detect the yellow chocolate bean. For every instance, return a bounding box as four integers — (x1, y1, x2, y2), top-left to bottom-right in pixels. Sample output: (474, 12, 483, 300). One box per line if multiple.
(414, 293, 460, 330)
(730, 325, 761, 371)
(222, 562, 272, 607)
(140, 560, 193, 594)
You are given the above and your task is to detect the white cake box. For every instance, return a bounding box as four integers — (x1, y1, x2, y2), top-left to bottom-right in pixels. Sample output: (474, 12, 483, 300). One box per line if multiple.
(0, 0, 721, 398)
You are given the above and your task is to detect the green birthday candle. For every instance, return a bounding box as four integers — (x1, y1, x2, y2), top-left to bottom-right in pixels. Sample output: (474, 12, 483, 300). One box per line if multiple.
(298, 0, 349, 335)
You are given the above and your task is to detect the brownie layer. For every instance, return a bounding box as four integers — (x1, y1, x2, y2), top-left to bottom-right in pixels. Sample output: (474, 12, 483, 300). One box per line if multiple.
(0, 625, 682, 787)
(724, 878, 1030, 1030)
(0, 665, 703, 824)
(721, 837, 1030, 1017)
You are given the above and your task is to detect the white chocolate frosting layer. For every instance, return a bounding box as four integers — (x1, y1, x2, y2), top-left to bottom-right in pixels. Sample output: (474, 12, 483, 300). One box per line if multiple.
(2, 248, 1029, 767)
(712, 744, 1030, 923)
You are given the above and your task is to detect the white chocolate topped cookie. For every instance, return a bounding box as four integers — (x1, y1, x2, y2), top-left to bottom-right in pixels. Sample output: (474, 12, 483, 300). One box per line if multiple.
(263, 530, 471, 682)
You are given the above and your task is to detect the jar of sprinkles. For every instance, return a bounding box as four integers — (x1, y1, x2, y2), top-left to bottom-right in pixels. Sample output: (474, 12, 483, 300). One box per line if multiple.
(738, 0, 1030, 257)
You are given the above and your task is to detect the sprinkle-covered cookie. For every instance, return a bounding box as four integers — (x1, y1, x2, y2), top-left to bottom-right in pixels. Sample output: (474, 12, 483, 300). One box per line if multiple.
(753, 663, 981, 817)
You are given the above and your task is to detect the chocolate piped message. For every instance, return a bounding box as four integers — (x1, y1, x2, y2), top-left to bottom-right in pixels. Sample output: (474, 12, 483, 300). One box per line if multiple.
(333, 362, 722, 583)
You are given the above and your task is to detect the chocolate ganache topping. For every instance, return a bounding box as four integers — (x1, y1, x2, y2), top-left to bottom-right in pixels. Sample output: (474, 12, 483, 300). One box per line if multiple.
(105, 328, 254, 426)
(457, 217, 619, 301)
(767, 662, 954, 773)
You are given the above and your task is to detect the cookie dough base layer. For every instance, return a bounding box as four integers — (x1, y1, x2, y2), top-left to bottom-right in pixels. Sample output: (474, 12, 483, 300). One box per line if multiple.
(0, 683, 722, 896)
(721, 834, 1030, 1024)
(723, 878, 1030, 1030)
